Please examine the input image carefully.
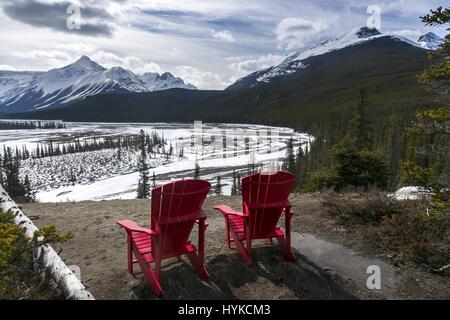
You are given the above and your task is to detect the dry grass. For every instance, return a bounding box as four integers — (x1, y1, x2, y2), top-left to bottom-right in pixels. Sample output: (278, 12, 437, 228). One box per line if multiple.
(321, 190, 450, 271)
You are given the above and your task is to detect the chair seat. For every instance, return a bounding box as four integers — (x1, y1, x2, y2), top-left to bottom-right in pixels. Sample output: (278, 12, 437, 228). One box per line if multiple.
(131, 232, 196, 263)
(228, 215, 285, 241)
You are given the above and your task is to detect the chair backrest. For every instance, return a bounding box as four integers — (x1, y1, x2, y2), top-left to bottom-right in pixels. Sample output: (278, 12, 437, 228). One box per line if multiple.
(242, 171, 296, 238)
(151, 179, 211, 257)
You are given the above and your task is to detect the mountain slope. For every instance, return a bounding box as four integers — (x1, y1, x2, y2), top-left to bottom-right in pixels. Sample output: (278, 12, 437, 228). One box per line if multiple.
(0, 56, 196, 113)
(5, 34, 434, 125)
(227, 27, 438, 90)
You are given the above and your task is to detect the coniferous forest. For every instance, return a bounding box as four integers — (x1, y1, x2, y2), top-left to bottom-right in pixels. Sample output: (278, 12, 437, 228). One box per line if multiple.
(285, 7, 449, 198)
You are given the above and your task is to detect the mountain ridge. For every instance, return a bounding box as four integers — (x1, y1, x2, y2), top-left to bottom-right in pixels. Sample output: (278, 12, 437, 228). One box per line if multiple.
(0, 55, 196, 113)
(3, 35, 434, 126)
(227, 27, 442, 90)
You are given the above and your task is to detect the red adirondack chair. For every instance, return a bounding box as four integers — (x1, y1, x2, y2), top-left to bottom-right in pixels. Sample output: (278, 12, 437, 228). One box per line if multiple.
(214, 171, 296, 266)
(117, 179, 211, 296)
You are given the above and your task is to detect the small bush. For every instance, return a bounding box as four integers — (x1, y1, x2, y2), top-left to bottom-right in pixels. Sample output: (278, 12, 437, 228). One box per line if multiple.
(321, 189, 403, 223)
(321, 191, 450, 269)
(374, 211, 450, 269)
(303, 171, 338, 192)
(0, 205, 71, 299)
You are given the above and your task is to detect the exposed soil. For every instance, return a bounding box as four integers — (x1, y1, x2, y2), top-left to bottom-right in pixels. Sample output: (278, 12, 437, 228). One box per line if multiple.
(20, 194, 449, 300)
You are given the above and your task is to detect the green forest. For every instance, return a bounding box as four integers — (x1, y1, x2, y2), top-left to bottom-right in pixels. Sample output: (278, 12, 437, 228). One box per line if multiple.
(282, 7, 449, 217)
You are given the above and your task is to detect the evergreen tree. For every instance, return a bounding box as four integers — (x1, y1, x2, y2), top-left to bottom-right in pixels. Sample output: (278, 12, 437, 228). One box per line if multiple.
(419, 6, 450, 103)
(214, 175, 223, 196)
(282, 138, 296, 174)
(1, 147, 31, 201)
(23, 175, 35, 202)
(304, 90, 389, 192)
(69, 168, 76, 185)
(231, 170, 238, 196)
(194, 160, 200, 179)
(137, 130, 150, 199)
(0, 154, 3, 187)
(236, 173, 242, 195)
(402, 6, 450, 214)
(152, 171, 157, 188)
(295, 145, 308, 186)
(351, 88, 372, 151)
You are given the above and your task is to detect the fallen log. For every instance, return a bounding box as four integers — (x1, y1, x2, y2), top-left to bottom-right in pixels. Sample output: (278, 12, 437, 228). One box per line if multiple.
(0, 185, 94, 300)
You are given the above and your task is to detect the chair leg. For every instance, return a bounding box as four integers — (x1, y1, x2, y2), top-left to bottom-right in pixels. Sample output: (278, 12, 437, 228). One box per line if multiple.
(283, 207, 296, 262)
(233, 236, 253, 266)
(230, 221, 253, 266)
(197, 218, 209, 280)
(246, 237, 253, 266)
(133, 248, 163, 296)
(225, 217, 231, 248)
(127, 234, 133, 273)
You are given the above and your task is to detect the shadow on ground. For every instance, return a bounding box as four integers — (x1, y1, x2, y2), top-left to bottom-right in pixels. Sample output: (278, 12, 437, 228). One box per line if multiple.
(132, 245, 356, 300)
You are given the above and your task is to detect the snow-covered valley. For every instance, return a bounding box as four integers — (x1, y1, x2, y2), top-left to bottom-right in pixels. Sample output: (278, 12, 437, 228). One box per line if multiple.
(0, 121, 311, 202)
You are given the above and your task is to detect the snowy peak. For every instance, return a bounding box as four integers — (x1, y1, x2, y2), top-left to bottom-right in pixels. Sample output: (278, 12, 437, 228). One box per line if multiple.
(418, 32, 444, 50)
(355, 27, 381, 38)
(283, 26, 417, 64)
(71, 55, 106, 72)
(0, 56, 197, 112)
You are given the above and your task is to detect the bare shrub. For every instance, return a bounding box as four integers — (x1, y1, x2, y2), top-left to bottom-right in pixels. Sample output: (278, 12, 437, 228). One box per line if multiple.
(321, 190, 449, 270)
(321, 189, 405, 224)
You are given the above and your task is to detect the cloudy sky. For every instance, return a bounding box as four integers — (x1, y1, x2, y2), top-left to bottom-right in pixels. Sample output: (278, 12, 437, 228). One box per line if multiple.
(0, 0, 447, 89)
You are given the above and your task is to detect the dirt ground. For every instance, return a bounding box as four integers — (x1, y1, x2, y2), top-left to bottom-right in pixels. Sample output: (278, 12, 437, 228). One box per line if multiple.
(21, 194, 449, 300)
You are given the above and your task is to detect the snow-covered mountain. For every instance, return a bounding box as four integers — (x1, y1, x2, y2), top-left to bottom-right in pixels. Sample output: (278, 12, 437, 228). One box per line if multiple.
(417, 32, 444, 50)
(0, 56, 196, 113)
(228, 27, 442, 89)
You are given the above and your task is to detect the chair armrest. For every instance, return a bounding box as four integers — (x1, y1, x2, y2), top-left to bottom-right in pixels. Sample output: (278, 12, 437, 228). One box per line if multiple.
(195, 218, 209, 227)
(214, 205, 248, 217)
(246, 200, 293, 210)
(116, 219, 158, 236)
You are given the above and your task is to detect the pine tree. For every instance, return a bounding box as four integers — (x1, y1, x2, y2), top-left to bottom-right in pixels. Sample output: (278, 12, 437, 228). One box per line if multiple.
(152, 171, 157, 188)
(23, 175, 35, 202)
(214, 175, 223, 196)
(295, 145, 307, 186)
(1, 147, 29, 201)
(231, 170, 238, 196)
(282, 138, 296, 174)
(236, 173, 242, 194)
(419, 6, 450, 104)
(402, 6, 450, 214)
(351, 88, 372, 151)
(194, 160, 200, 179)
(137, 130, 150, 199)
(69, 168, 76, 185)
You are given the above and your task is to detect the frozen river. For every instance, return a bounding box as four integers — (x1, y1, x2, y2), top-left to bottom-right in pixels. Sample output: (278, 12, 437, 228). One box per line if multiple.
(0, 121, 312, 202)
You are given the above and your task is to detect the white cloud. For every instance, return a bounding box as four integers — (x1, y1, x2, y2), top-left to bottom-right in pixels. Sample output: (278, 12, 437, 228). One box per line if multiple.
(212, 30, 235, 43)
(90, 51, 162, 74)
(1, 0, 447, 89)
(13, 50, 74, 68)
(0, 65, 16, 71)
(13, 47, 162, 75)
(389, 29, 423, 41)
(276, 18, 329, 50)
(227, 54, 285, 81)
(175, 65, 227, 90)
